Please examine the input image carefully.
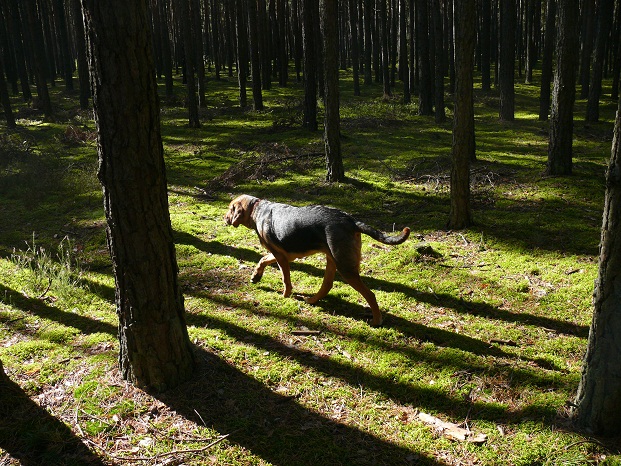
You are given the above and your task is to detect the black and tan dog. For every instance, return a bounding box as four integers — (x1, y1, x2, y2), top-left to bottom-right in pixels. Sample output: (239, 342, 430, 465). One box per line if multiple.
(224, 194, 410, 326)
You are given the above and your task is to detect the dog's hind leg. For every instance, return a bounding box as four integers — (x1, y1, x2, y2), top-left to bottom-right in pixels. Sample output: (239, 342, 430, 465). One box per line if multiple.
(305, 255, 336, 304)
(272, 252, 293, 297)
(252, 253, 277, 283)
(341, 273, 383, 327)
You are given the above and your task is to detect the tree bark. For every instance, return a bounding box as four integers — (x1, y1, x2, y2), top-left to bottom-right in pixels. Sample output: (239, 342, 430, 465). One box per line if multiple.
(236, 0, 249, 108)
(546, 0, 579, 176)
(585, 0, 614, 123)
(572, 95, 621, 437)
(23, 0, 53, 117)
(81, 0, 195, 392)
(322, 0, 344, 182)
(416, 0, 433, 115)
(248, 0, 264, 110)
(399, 0, 410, 103)
(498, 0, 515, 121)
(0, 53, 16, 129)
(579, 0, 595, 99)
(302, 0, 318, 129)
(432, 0, 445, 122)
(448, 0, 475, 230)
(480, 0, 491, 91)
(538, 0, 555, 121)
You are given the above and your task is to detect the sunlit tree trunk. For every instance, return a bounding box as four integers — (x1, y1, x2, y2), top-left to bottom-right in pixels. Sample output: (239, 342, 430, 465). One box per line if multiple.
(572, 96, 621, 437)
(81, 0, 195, 391)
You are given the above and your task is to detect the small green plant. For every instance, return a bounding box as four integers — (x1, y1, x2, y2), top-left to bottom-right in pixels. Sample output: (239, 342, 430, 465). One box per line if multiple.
(10, 233, 84, 299)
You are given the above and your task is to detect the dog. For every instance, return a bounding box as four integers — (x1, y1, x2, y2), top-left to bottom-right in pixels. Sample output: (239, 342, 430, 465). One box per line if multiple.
(224, 194, 410, 326)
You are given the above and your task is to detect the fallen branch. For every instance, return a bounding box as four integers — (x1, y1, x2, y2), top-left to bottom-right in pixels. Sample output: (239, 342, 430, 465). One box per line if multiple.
(418, 411, 487, 444)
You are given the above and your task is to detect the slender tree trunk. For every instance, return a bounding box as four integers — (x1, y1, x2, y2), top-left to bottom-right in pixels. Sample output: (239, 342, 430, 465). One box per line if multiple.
(498, 0, 515, 121)
(349, 0, 361, 96)
(546, 0, 579, 176)
(302, 0, 318, 129)
(4, 0, 31, 101)
(178, 0, 200, 127)
(448, 0, 475, 230)
(416, 0, 433, 114)
(236, 0, 249, 108)
(248, 0, 264, 110)
(586, 0, 614, 123)
(363, 0, 373, 85)
(399, 0, 410, 103)
(80, 0, 195, 392)
(380, 0, 391, 97)
(0, 53, 16, 129)
(572, 95, 621, 437)
(24, 0, 53, 117)
(432, 0, 445, 122)
(71, 0, 90, 108)
(480, 0, 491, 91)
(579, 0, 595, 99)
(322, 0, 344, 182)
(538, 0, 556, 121)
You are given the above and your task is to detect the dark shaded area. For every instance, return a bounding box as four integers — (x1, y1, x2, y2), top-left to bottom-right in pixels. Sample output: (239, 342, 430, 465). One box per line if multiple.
(157, 347, 445, 466)
(0, 361, 105, 465)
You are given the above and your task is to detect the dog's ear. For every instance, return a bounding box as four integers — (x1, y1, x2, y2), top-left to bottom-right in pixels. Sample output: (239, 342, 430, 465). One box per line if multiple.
(230, 203, 244, 227)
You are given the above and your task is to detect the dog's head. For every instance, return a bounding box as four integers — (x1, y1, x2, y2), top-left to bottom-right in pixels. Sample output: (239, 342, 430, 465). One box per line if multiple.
(224, 195, 259, 228)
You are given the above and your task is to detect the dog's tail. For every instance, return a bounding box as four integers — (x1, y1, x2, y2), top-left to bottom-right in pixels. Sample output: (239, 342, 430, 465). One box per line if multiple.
(356, 222, 410, 245)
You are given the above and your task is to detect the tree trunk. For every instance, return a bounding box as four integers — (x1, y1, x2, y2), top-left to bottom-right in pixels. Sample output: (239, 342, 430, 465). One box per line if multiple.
(416, 0, 433, 115)
(24, 0, 53, 117)
(3, 0, 32, 101)
(579, 0, 595, 99)
(71, 0, 90, 108)
(399, 0, 410, 103)
(0, 53, 16, 129)
(248, 0, 264, 110)
(538, 0, 555, 121)
(236, 0, 249, 108)
(546, 0, 579, 176)
(586, 0, 614, 123)
(80, 0, 195, 392)
(349, 0, 361, 96)
(480, 0, 491, 91)
(498, 0, 515, 121)
(572, 95, 621, 437)
(322, 0, 344, 182)
(363, 0, 373, 85)
(177, 0, 201, 127)
(432, 0, 445, 122)
(302, 0, 318, 129)
(448, 0, 475, 230)
(380, 0, 391, 98)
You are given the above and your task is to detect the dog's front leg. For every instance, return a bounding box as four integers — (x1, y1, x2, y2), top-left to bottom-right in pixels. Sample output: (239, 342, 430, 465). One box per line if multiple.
(252, 253, 277, 283)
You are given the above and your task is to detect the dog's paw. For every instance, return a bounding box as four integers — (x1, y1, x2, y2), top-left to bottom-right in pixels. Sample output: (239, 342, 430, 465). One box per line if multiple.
(250, 273, 263, 284)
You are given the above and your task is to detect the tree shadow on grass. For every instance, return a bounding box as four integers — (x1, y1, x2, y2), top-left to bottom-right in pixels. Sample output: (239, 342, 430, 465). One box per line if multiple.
(0, 284, 117, 337)
(0, 363, 104, 465)
(157, 347, 444, 466)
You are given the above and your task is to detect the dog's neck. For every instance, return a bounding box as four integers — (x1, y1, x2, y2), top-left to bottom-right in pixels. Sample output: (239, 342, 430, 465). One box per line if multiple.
(247, 197, 261, 229)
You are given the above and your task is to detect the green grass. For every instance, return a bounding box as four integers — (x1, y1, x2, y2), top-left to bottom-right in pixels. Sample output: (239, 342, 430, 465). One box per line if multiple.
(0, 72, 619, 465)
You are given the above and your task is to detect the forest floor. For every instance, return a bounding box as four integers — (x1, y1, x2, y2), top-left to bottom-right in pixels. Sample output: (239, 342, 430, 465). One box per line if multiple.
(1, 73, 620, 465)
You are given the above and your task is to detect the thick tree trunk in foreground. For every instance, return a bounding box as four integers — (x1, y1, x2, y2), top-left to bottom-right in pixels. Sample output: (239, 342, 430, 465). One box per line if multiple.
(81, 0, 195, 391)
(572, 97, 621, 437)
(447, 0, 475, 230)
